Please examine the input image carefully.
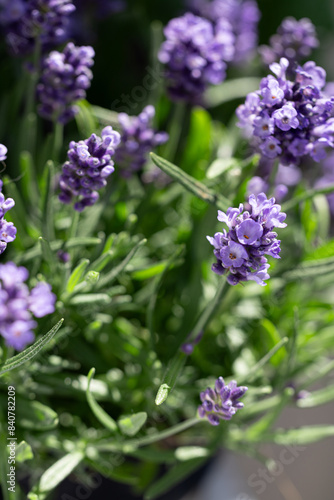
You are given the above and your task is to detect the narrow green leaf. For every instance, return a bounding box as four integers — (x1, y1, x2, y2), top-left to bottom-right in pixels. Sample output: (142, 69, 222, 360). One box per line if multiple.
(16, 237, 101, 264)
(41, 161, 55, 243)
(97, 238, 147, 289)
(16, 399, 58, 431)
(131, 261, 169, 281)
(304, 239, 334, 261)
(260, 319, 286, 366)
(297, 385, 334, 408)
(144, 458, 207, 500)
(245, 388, 293, 440)
(19, 151, 39, 203)
(261, 425, 334, 445)
(39, 237, 55, 269)
(28, 451, 84, 499)
(16, 441, 34, 463)
(86, 368, 118, 433)
(118, 412, 148, 437)
(150, 153, 230, 211)
(283, 184, 334, 211)
(205, 77, 261, 108)
(155, 353, 186, 406)
(239, 337, 289, 385)
(69, 293, 111, 306)
(88, 250, 114, 273)
(283, 260, 334, 281)
(0, 319, 64, 377)
(91, 105, 120, 127)
(75, 99, 98, 136)
(175, 446, 209, 461)
(147, 246, 185, 348)
(66, 259, 90, 293)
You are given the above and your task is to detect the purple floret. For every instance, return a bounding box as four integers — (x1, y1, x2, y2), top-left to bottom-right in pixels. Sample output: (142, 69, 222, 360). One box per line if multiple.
(37, 42, 95, 124)
(207, 193, 286, 286)
(114, 106, 169, 177)
(0, 262, 56, 351)
(0, 179, 17, 256)
(198, 376, 247, 424)
(59, 126, 121, 211)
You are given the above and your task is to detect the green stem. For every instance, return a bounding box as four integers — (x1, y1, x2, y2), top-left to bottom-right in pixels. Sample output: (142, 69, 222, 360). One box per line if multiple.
(25, 39, 41, 118)
(97, 417, 201, 452)
(163, 102, 187, 163)
(69, 211, 80, 240)
(185, 277, 227, 345)
(53, 122, 64, 163)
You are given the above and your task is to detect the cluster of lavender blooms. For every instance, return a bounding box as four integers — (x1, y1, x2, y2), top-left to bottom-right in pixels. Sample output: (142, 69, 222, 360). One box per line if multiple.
(114, 106, 169, 177)
(190, 0, 260, 64)
(158, 13, 233, 102)
(59, 126, 121, 212)
(0, 0, 75, 55)
(37, 42, 95, 124)
(0, 262, 56, 350)
(198, 376, 247, 425)
(0, 179, 17, 256)
(207, 193, 287, 286)
(237, 58, 334, 169)
(259, 17, 318, 68)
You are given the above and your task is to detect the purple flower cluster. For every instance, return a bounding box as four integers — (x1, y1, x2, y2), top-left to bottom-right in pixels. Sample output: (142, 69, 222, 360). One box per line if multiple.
(0, 180, 16, 256)
(37, 42, 95, 124)
(0, 262, 56, 350)
(207, 193, 286, 286)
(0, 0, 75, 55)
(59, 126, 121, 211)
(114, 106, 169, 177)
(158, 12, 232, 102)
(237, 58, 334, 166)
(259, 17, 318, 67)
(198, 376, 247, 425)
(190, 0, 260, 64)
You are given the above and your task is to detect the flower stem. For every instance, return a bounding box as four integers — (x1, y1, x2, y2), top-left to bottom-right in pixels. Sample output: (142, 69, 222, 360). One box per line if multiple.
(185, 277, 227, 345)
(97, 417, 202, 453)
(53, 122, 64, 163)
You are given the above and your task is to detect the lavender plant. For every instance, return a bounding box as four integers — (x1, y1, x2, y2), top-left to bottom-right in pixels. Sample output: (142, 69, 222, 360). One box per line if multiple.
(0, 1, 334, 499)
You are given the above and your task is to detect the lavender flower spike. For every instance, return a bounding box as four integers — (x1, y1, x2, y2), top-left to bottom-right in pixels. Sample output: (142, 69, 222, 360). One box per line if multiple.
(115, 105, 169, 178)
(207, 193, 286, 286)
(0, 262, 56, 350)
(37, 42, 95, 124)
(198, 376, 247, 425)
(0, 179, 17, 255)
(237, 58, 334, 167)
(158, 12, 230, 102)
(190, 0, 260, 65)
(0, 0, 76, 56)
(259, 17, 319, 67)
(59, 126, 121, 211)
